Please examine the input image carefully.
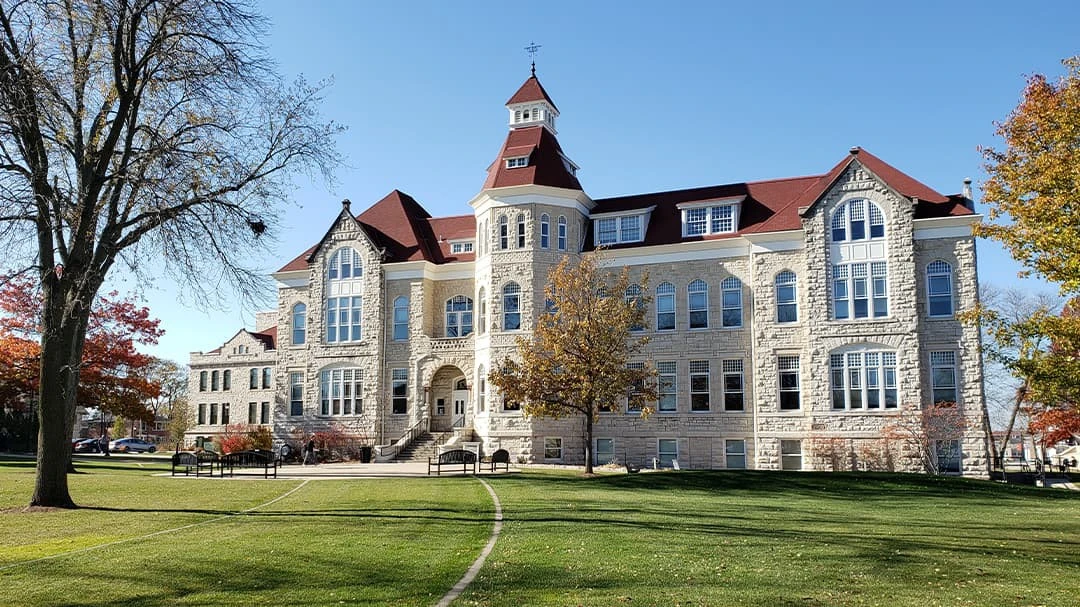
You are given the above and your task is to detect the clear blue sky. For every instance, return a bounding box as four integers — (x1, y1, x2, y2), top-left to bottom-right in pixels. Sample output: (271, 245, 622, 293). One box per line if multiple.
(135, 0, 1079, 364)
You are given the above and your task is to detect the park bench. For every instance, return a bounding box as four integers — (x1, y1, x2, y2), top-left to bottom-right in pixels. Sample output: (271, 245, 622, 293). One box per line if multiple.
(219, 449, 278, 478)
(428, 449, 476, 475)
(489, 448, 510, 472)
(171, 451, 218, 477)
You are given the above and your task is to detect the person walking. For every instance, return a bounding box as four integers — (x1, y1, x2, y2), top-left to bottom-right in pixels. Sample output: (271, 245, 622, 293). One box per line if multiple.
(99, 432, 110, 457)
(304, 436, 316, 465)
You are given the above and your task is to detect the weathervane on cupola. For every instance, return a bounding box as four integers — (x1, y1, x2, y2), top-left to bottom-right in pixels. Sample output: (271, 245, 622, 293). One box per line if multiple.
(525, 41, 541, 76)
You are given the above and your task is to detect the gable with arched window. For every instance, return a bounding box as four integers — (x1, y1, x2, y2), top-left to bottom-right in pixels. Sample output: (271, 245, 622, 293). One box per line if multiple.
(327, 247, 363, 279)
(831, 198, 885, 242)
(326, 247, 364, 343)
(446, 295, 474, 337)
(830, 198, 889, 320)
(927, 260, 954, 317)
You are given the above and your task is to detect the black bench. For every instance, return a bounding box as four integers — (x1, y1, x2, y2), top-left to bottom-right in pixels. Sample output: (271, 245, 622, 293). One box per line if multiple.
(171, 451, 218, 477)
(219, 450, 278, 478)
(428, 449, 477, 475)
(489, 448, 510, 472)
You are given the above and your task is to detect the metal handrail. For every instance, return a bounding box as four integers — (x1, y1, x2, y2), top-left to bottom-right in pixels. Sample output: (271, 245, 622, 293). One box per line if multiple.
(394, 415, 428, 452)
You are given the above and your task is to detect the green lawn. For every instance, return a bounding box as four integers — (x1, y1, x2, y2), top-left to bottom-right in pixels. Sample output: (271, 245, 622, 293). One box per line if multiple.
(1, 459, 1078, 607)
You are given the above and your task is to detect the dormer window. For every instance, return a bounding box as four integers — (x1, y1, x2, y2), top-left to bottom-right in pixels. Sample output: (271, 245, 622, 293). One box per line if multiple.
(506, 157, 528, 169)
(677, 197, 744, 238)
(592, 208, 652, 247)
(450, 241, 474, 254)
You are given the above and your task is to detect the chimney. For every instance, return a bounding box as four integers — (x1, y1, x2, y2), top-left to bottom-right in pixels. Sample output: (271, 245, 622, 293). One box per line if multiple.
(962, 178, 975, 211)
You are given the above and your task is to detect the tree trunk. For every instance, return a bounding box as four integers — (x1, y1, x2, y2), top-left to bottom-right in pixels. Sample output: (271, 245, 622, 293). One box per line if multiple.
(583, 413, 594, 474)
(998, 381, 1028, 466)
(30, 278, 91, 508)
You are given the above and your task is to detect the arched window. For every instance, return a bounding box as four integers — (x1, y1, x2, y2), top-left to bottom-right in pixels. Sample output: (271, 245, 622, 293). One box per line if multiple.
(830, 349, 898, 410)
(393, 296, 409, 341)
(688, 279, 708, 329)
(721, 277, 743, 328)
(557, 216, 567, 251)
(831, 199, 885, 242)
(446, 295, 474, 337)
(477, 365, 487, 412)
(927, 261, 954, 317)
(499, 216, 509, 250)
(249, 368, 259, 389)
(516, 213, 526, 248)
(327, 247, 362, 280)
(540, 214, 550, 249)
(292, 303, 307, 345)
(625, 284, 644, 332)
(775, 271, 798, 323)
(478, 287, 487, 334)
(503, 282, 521, 331)
(656, 282, 676, 330)
(319, 367, 363, 416)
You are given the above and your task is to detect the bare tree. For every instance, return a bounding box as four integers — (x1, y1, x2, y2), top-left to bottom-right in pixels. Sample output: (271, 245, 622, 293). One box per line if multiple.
(883, 403, 968, 475)
(0, 0, 341, 506)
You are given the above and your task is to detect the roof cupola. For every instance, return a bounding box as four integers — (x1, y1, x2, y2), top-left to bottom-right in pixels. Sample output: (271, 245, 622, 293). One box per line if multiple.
(506, 69, 559, 134)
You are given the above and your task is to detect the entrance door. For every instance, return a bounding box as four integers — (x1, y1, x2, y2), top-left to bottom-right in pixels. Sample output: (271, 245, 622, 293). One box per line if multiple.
(452, 379, 468, 428)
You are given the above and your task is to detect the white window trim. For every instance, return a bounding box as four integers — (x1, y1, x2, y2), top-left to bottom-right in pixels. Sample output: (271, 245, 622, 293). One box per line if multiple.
(544, 437, 563, 461)
(677, 197, 744, 237)
(657, 438, 679, 468)
(927, 261, 955, 318)
(505, 156, 528, 169)
(687, 279, 709, 330)
(830, 349, 899, 411)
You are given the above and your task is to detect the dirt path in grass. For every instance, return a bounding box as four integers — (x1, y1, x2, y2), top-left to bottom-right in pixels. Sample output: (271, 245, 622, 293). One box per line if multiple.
(0, 479, 310, 571)
(436, 476, 503, 607)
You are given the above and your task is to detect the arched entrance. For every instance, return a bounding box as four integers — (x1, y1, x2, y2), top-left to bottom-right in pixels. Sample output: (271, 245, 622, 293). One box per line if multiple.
(429, 365, 469, 432)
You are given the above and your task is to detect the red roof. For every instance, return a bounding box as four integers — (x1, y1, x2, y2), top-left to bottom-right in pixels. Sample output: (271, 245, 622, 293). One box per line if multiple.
(506, 75, 558, 112)
(482, 126, 582, 191)
(251, 327, 276, 350)
(355, 190, 438, 263)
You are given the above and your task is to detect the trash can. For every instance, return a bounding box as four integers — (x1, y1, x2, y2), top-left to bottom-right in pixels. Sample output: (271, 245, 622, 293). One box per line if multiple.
(360, 446, 373, 463)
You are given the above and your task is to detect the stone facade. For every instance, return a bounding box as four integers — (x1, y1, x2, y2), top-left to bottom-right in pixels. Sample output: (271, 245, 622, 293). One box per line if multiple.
(187, 75, 987, 477)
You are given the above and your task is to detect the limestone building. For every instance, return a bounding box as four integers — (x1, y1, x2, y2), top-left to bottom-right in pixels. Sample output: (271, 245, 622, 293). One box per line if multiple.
(188, 72, 987, 474)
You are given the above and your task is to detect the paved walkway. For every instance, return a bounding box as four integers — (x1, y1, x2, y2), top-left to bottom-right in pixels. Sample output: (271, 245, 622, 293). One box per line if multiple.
(157, 460, 517, 479)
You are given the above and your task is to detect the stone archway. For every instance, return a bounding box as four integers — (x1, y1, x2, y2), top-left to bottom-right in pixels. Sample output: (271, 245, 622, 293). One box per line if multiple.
(428, 365, 468, 432)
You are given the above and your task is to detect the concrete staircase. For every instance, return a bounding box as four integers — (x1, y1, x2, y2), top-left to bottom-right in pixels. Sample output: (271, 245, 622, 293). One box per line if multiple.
(394, 432, 451, 463)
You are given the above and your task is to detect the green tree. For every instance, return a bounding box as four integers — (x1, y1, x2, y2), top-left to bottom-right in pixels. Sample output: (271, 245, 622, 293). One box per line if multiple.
(488, 254, 656, 474)
(0, 1, 340, 507)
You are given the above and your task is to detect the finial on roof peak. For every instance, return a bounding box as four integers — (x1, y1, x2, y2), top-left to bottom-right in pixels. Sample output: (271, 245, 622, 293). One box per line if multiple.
(849, 146, 861, 155)
(342, 198, 351, 212)
(524, 41, 541, 77)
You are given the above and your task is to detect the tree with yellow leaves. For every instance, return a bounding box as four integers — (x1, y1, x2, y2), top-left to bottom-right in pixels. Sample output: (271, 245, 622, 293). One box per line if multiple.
(488, 254, 656, 474)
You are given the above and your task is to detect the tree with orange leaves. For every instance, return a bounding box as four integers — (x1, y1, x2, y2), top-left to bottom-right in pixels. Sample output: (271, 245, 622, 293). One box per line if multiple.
(489, 254, 656, 474)
(0, 275, 164, 426)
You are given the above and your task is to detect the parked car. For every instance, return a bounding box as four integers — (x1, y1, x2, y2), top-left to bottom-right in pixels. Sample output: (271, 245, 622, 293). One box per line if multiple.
(73, 438, 101, 453)
(109, 438, 157, 453)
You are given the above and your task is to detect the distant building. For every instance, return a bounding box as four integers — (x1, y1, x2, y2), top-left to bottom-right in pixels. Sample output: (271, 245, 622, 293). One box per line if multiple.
(188, 71, 987, 475)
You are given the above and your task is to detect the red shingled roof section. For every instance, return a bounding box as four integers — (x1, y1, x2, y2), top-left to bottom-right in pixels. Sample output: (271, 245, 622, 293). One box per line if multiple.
(251, 327, 276, 350)
(483, 126, 582, 191)
(355, 190, 438, 263)
(427, 215, 477, 262)
(506, 75, 559, 112)
(278, 245, 317, 272)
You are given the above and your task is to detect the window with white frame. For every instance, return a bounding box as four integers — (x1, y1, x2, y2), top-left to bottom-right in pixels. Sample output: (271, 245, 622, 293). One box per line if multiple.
(690, 360, 710, 412)
(477, 365, 486, 412)
(393, 296, 409, 341)
(540, 214, 550, 249)
(445, 295, 474, 337)
(725, 439, 746, 469)
(499, 216, 508, 250)
(657, 361, 677, 412)
(595, 438, 615, 465)
(327, 247, 363, 280)
(544, 437, 563, 460)
(502, 282, 521, 330)
(597, 218, 617, 245)
(927, 261, 954, 317)
(778, 355, 801, 410)
(292, 303, 307, 345)
(656, 282, 676, 330)
(625, 284, 644, 332)
(721, 277, 742, 327)
(626, 362, 645, 412)
(775, 271, 798, 323)
(327, 296, 362, 342)
(658, 439, 678, 468)
(830, 351, 898, 410)
(833, 261, 888, 319)
(594, 215, 643, 246)
(391, 368, 408, 414)
(516, 213, 526, 248)
(450, 241, 474, 254)
(289, 372, 303, 416)
(682, 204, 738, 237)
(505, 156, 528, 168)
(723, 359, 744, 411)
(320, 368, 363, 415)
(688, 279, 708, 329)
(557, 216, 567, 251)
(930, 351, 958, 404)
(478, 288, 487, 334)
(831, 199, 885, 242)
(781, 440, 803, 470)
